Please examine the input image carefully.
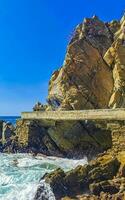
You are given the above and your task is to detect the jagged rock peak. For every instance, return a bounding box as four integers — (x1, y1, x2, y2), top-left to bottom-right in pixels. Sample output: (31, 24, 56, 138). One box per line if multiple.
(48, 14, 125, 111)
(69, 15, 113, 53)
(120, 12, 125, 24)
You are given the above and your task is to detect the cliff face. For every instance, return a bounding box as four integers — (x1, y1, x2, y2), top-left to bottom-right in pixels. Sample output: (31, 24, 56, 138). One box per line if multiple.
(48, 15, 125, 110)
(104, 19, 125, 108)
(16, 15, 125, 157)
(33, 15, 125, 199)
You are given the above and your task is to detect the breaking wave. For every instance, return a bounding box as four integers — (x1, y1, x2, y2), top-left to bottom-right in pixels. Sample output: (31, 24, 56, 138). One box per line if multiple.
(0, 153, 88, 200)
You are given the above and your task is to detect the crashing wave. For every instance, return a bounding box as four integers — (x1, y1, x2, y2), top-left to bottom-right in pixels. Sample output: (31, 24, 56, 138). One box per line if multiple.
(34, 180, 56, 200)
(0, 154, 88, 200)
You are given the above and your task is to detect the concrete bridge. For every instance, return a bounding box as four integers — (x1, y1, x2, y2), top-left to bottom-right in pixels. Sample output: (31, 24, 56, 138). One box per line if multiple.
(21, 109, 125, 121)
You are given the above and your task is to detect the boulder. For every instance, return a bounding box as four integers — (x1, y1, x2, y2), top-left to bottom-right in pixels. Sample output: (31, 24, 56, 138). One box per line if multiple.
(42, 154, 120, 199)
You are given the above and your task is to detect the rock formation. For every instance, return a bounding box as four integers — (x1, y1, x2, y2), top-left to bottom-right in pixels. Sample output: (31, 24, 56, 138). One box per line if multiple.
(16, 119, 64, 156)
(32, 14, 125, 199)
(16, 15, 125, 156)
(33, 102, 47, 111)
(48, 15, 125, 110)
(0, 120, 17, 152)
(16, 119, 112, 158)
(40, 153, 124, 200)
(34, 121, 125, 199)
(104, 24, 125, 108)
(30, 15, 124, 158)
(48, 16, 114, 110)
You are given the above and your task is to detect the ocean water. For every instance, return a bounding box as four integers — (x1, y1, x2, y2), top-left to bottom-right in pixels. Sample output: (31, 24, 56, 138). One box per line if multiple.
(0, 116, 20, 125)
(0, 116, 88, 200)
(0, 153, 88, 200)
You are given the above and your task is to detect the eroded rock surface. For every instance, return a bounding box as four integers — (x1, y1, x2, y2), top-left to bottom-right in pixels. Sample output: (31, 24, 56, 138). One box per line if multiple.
(33, 14, 125, 199)
(0, 120, 16, 153)
(104, 30, 125, 108)
(1, 12, 125, 200)
(35, 154, 122, 199)
(16, 15, 125, 158)
(16, 119, 64, 156)
(16, 119, 112, 158)
(32, 120, 125, 199)
(48, 16, 114, 111)
(16, 14, 125, 158)
(48, 15, 125, 110)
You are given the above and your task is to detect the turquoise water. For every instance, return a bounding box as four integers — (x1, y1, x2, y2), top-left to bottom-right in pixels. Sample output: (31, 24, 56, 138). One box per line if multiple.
(0, 117, 88, 199)
(0, 153, 88, 200)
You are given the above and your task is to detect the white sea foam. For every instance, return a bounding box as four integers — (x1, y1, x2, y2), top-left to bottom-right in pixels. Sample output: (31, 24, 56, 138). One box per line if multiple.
(0, 154, 88, 200)
(0, 183, 38, 200)
(0, 173, 13, 186)
(17, 155, 88, 170)
(34, 180, 56, 200)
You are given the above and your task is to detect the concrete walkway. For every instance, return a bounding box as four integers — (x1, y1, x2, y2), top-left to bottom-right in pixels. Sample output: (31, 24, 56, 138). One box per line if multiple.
(21, 109, 125, 121)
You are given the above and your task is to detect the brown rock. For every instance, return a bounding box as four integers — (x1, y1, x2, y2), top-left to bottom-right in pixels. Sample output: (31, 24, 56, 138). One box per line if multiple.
(16, 119, 63, 155)
(104, 28, 125, 108)
(48, 16, 114, 111)
(42, 155, 120, 199)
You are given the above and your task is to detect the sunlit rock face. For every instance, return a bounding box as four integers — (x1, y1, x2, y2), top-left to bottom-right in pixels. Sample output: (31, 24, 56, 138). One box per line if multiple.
(16, 15, 125, 159)
(48, 15, 125, 110)
(33, 15, 125, 200)
(48, 16, 115, 111)
(104, 19, 125, 108)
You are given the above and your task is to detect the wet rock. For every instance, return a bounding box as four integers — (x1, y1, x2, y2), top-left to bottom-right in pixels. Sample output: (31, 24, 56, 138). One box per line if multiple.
(2, 121, 15, 142)
(0, 120, 4, 139)
(0, 121, 15, 141)
(89, 180, 119, 195)
(45, 168, 67, 199)
(34, 180, 56, 200)
(43, 155, 120, 199)
(0, 120, 17, 153)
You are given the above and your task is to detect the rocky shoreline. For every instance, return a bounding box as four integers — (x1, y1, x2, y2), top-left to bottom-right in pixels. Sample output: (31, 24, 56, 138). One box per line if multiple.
(0, 119, 111, 158)
(1, 13, 125, 199)
(33, 120, 125, 200)
(34, 13, 125, 199)
(1, 117, 125, 199)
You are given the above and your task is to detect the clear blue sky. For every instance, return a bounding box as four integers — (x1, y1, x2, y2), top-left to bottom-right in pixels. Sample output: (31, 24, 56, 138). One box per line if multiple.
(0, 0, 125, 115)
